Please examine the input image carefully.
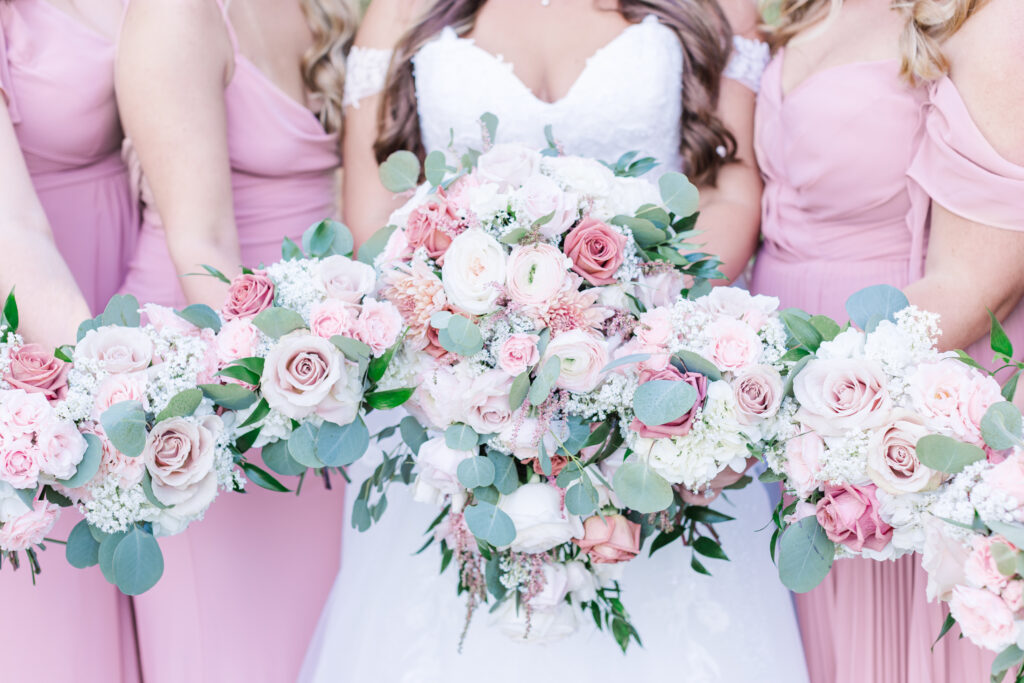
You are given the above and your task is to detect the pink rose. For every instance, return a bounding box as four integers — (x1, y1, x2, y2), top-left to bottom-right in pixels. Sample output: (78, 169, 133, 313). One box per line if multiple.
(629, 365, 708, 438)
(475, 144, 540, 190)
(143, 415, 221, 508)
(142, 304, 201, 336)
(405, 193, 459, 262)
(309, 300, 359, 340)
(465, 370, 514, 434)
(732, 365, 784, 424)
(0, 390, 53, 439)
(0, 438, 39, 489)
(505, 243, 570, 307)
(965, 535, 1015, 592)
(76, 326, 153, 374)
(866, 410, 945, 495)
(706, 317, 761, 372)
(636, 269, 685, 310)
(950, 585, 1017, 652)
(783, 428, 824, 499)
(983, 452, 1024, 517)
(498, 333, 541, 376)
(355, 298, 403, 357)
(1003, 580, 1024, 613)
(678, 460, 754, 506)
(89, 425, 144, 489)
(514, 173, 578, 238)
(574, 514, 642, 564)
(635, 308, 673, 351)
(214, 319, 260, 366)
(793, 358, 892, 436)
(697, 287, 778, 331)
(318, 255, 376, 304)
(2, 344, 68, 402)
(541, 329, 609, 394)
(0, 500, 58, 551)
(921, 518, 971, 601)
(378, 226, 412, 269)
(92, 372, 149, 421)
(562, 217, 628, 286)
(35, 419, 87, 481)
(221, 272, 275, 321)
(907, 359, 1003, 446)
(815, 483, 893, 553)
(260, 332, 343, 420)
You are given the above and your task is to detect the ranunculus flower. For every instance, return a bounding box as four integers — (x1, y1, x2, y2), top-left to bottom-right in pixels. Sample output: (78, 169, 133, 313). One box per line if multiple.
(705, 317, 761, 372)
(793, 358, 892, 436)
(221, 272, 275, 321)
(964, 535, 1015, 592)
(410, 437, 474, 508)
(2, 344, 68, 402)
(562, 217, 627, 286)
(143, 415, 221, 509)
(0, 390, 54, 439)
(950, 585, 1017, 652)
(783, 427, 824, 499)
(0, 500, 58, 551)
(497, 333, 540, 376)
(214, 318, 261, 366)
(308, 300, 359, 339)
(318, 254, 377, 304)
(0, 438, 39, 489)
(260, 332, 344, 420)
(465, 370, 514, 434)
(404, 193, 459, 262)
(732, 365, 783, 424)
(498, 483, 583, 553)
(541, 329, 608, 393)
(636, 269, 686, 310)
(92, 372, 149, 421)
(355, 298, 403, 357)
(907, 359, 1003, 446)
(35, 419, 87, 481)
(629, 365, 708, 438)
(76, 327, 153, 374)
(815, 483, 893, 553)
(513, 173, 578, 238)
(865, 410, 945, 495)
(475, 144, 540, 190)
(574, 514, 641, 564)
(441, 229, 507, 315)
(505, 243, 570, 307)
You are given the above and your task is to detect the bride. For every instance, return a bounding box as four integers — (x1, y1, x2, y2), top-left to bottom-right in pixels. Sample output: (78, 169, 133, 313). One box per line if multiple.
(302, 1, 809, 681)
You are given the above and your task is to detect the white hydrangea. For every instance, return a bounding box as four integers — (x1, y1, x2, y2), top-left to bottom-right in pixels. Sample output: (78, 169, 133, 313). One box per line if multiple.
(817, 431, 872, 486)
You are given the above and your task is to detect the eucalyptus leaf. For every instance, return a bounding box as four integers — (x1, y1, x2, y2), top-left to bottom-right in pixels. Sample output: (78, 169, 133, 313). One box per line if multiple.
(379, 150, 420, 193)
(357, 225, 397, 265)
(916, 434, 986, 474)
(100, 401, 148, 458)
(155, 388, 204, 422)
(317, 417, 370, 467)
(262, 438, 307, 476)
(445, 423, 479, 451)
(252, 307, 306, 339)
(986, 519, 1024, 550)
(288, 423, 326, 468)
(458, 456, 496, 489)
(424, 150, 448, 187)
(330, 335, 372, 363)
(672, 351, 722, 381)
(565, 476, 600, 516)
(991, 540, 1019, 577)
(399, 416, 428, 455)
(499, 228, 528, 245)
(611, 215, 665, 248)
(303, 219, 354, 259)
(480, 112, 498, 143)
(463, 501, 516, 547)
(101, 294, 141, 328)
(486, 449, 519, 495)
(991, 644, 1024, 680)
(65, 520, 100, 569)
(528, 356, 561, 406)
(777, 516, 836, 593)
(980, 401, 1024, 451)
(632, 379, 697, 427)
(658, 172, 700, 217)
(199, 383, 257, 410)
(14, 486, 35, 509)
(438, 315, 484, 357)
(845, 284, 908, 332)
(175, 304, 221, 333)
(613, 462, 673, 513)
(809, 315, 841, 342)
(112, 527, 164, 595)
(98, 530, 127, 585)
(509, 371, 530, 411)
(600, 353, 651, 374)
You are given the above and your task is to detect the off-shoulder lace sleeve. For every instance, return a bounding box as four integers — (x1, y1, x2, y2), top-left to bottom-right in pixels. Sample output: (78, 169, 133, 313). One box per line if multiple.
(343, 46, 393, 109)
(723, 36, 770, 93)
(0, 25, 20, 123)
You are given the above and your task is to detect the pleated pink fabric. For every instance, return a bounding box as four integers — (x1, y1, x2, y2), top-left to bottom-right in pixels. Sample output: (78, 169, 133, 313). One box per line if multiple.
(117, 2, 345, 681)
(751, 50, 1024, 683)
(0, 3, 141, 682)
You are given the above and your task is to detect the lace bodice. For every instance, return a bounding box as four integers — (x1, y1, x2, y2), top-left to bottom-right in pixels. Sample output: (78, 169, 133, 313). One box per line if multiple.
(346, 16, 769, 175)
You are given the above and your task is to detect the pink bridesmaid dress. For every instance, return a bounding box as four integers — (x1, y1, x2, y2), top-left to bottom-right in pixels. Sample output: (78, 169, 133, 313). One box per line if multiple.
(750, 51, 1024, 683)
(117, 3, 345, 682)
(0, 3, 141, 682)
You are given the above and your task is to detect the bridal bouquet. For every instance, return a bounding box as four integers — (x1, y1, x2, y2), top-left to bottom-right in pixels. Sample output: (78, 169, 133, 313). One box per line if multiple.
(359, 130, 736, 650)
(209, 220, 412, 483)
(766, 285, 1009, 594)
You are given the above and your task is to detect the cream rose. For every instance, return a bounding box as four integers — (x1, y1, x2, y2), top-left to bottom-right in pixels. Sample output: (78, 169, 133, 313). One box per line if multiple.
(318, 254, 376, 303)
(541, 329, 608, 393)
(260, 332, 344, 420)
(465, 370, 515, 434)
(410, 437, 474, 507)
(793, 358, 892, 436)
(76, 326, 154, 374)
(475, 144, 541, 190)
(505, 243, 570, 307)
(315, 360, 364, 426)
(143, 415, 221, 509)
(705, 317, 762, 372)
(498, 482, 583, 553)
(441, 229, 507, 315)
(866, 410, 945, 495)
(513, 173, 578, 238)
(732, 365, 784, 424)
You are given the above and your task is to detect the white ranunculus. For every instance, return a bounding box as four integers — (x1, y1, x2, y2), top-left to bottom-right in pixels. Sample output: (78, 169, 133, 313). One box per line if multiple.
(441, 229, 507, 315)
(410, 437, 474, 507)
(498, 482, 583, 553)
(491, 600, 578, 643)
(505, 243, 571, 307)
(542, 329, 609, 393)
(476, 144, 541, 190)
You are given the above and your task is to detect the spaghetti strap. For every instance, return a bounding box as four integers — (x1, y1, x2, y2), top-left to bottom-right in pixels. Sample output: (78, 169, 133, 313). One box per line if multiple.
(212, 0, 239, 54)
(0, 18, 21, 123)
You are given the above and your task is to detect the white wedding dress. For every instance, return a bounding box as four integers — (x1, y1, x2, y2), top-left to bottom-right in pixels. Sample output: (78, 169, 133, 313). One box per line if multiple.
(301, 17, 809, 683)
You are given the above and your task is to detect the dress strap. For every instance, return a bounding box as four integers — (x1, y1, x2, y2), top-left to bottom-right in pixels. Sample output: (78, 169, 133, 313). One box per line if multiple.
(0, 19, 20, 123)
(212, 0, 239, 54)
(343, 46, 393, 109)
(723, 36, 770, 93)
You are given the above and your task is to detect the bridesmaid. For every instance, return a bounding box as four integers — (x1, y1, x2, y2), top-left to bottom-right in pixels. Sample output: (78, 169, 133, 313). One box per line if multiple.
(115, 0, 354, 680)
(0, 1, 141, 681)
(751, 0, 1024, 681)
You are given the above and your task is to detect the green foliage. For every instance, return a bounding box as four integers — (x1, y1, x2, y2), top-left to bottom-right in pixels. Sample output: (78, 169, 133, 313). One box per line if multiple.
(378, 150, 420, 193)
(632, 379, 697, 427)
(916, 434, 986, 474)
(100, 401, 148, 458)
(777, 517, 835, 593)
(613, 462, 673, 514)
(252, 307, 306, 339)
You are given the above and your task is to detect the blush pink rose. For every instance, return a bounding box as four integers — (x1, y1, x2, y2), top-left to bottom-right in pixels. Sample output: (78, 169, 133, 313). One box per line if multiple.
(221, 272, 275, 321)
(142, 304, 201, 336)
(465, 370, 515, 434)
(562, 217, 628, 286)
(318, 255, 376, 303)
(3, 344, 68, 402)
(35, 419, 87, 481)
(143, 415, 221, 507)
(498, 333, 541, 376)
(309, 300, 360, 340)
(514, 173, 578, 238)
(0, 390, 53, 439)
(574, 514, 642, 564)
(635, 308, 673, 351)
(983, 452, 1024, 518)
(214, 319, 261, 366)
(732, 365, 784, 424)
(75, 327, 153, 374)
(629, 365, 708, 438)
(705, 317, 761, 372)
(815, 483, 893, 553)
(0, 500, 58, 551)
(92, 372, 149, 421)
(907, 359, 1002, 445)
(636, 269, 686, 310)
(405, 193, 460, 262)
(866, 410, 945, 495)
(475, 144, 540, 190)
(355, 298, 403, 357)
(260, 332, 343, 419)
(783, 428, 824, 499)
(1003, 580, 1024, 613)
(964, 535, 1015, 592)
(950, 585, 1017, 652)
(0, 438, 39, 489)
(793, 358, 892, 436)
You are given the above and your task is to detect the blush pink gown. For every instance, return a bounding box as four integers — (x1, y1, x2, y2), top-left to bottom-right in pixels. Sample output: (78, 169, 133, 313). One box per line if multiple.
(0, 2, 140, 681)
(751, 51, 1024, 683)
(117, 3, 345, 682)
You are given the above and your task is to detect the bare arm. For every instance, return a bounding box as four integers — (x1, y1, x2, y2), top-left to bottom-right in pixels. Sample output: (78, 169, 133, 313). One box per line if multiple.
(0, 101, 90, 346)
(903, 0, 1024, 351)
(116, 0, 239, 308)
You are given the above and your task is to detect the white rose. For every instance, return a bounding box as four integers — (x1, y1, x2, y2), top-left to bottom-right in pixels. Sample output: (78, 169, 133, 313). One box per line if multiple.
(316, 360, 364, 426)
(441, 229, 507, 315)
(542, 330, 609, 393)
(465, 370, 515, 434)
(464, 181, 508, 219)
(411, 362, 474, 430)
(318, 255, 376, 303)
(531, 562, 571, 609)
(491, 600, 578, 643)
(607, 176, 661, 216)
(565, 560, 599, 603)
(505, 243, 571, 307)
(410, 437, 474, 507)
(151, 472, 218, 537)
(476, 144, 541, 190)
(545, 156, 615, 199)
(815, 328, 866, 360)
(498, 482, 583, 553)
(513, 173, 578, 238)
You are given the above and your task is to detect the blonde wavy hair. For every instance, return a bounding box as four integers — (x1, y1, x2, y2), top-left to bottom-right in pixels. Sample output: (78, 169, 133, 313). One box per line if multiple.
(761, 0, 988, 82)
(300, 0, 359, 134)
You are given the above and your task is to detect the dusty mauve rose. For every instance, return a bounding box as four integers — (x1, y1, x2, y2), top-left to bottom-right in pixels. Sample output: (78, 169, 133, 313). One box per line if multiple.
(815, 483, 893, 552)
(793, 358, 892, 436)
(355, 298, 403, 357)
(498, 333, 541, 376)
(732, 365, 784, 424)
(0, 500, 58, 551)
(3, 344, 68, 402)
(76, 327, 153, 374)
(405, 193, 459, 262)
(221, 272, 275, 321)
(866, 410, 945, 495)
(562, 217, 628, 286)
(950, 585, 1017, 652)
(143, 415, 221, 507)
(505, 243, 570, 307)
(636, 269, 685, 310)
(260, 332, 343, 420)
(308, 300, 359, 339)
(575, 514, 642, 563)
(629, 365, 708, 438)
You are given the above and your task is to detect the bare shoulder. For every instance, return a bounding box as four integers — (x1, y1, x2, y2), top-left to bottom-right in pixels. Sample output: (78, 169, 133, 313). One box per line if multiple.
(121, 0, 231, 58)
(716, 0, 761, 39)
(355, 0, 433, 48)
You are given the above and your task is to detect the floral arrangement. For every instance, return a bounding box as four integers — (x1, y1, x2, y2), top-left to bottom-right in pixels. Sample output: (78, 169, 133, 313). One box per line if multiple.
(356, 126, 768, 650)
